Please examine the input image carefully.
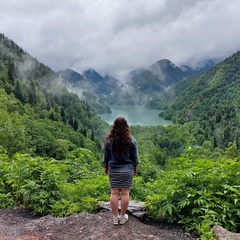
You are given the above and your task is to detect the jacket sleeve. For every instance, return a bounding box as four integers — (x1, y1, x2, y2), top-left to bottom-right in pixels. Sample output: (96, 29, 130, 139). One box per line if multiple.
(130, 137, 139, 166)
(102, 141, 110, 168)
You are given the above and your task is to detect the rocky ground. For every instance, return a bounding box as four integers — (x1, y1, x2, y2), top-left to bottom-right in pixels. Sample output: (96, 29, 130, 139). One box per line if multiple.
(0, 208, 198, 240)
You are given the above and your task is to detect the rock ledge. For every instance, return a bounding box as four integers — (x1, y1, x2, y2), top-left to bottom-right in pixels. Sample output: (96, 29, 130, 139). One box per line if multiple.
(100, 200, 146, 219)
(213, 225, 240, 240)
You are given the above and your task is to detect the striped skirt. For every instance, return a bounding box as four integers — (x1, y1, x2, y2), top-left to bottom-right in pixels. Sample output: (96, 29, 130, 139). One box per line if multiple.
(109, 166, 134, 189)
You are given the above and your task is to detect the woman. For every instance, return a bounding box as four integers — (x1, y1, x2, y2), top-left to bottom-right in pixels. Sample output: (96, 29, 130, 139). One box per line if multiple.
(103, 116, 139, 225)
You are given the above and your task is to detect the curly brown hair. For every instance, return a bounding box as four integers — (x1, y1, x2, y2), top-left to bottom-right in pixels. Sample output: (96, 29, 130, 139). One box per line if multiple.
(105, 116, 132, 156)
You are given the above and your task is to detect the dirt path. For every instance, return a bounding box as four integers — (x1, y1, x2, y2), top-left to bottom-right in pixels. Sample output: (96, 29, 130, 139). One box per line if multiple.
(0, 208, 197, 240)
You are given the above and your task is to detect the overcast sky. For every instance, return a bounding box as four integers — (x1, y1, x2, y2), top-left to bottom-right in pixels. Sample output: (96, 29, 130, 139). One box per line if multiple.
(1, 0, 240, 78)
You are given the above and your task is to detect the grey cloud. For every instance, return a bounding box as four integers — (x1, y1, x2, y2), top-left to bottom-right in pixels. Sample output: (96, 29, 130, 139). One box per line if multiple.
(1, 0, 240, 78)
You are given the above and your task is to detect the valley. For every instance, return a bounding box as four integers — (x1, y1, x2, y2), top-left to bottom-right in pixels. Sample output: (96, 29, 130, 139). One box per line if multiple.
(1, 33, 240, 239)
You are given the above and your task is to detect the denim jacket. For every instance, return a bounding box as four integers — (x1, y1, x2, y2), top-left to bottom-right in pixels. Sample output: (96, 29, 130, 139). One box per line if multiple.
(103, 136, 139, 169)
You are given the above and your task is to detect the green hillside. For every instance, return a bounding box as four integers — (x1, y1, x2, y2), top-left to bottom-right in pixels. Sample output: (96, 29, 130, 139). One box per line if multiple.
(161, 51, 240, 149)
(0, 33, 108, 158)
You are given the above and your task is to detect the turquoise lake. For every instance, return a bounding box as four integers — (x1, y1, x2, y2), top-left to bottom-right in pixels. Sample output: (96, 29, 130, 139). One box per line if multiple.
(99, 105, 172, 126)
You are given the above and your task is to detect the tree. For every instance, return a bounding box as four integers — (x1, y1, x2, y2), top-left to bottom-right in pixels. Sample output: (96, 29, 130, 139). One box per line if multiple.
(14, 80, 23, 102)
(28, 80, 37, 105)
(61, 107, 67, 124)
(73, 119, 78, 131)
(0, 111, 30, 156)
(14, 80, 29, 104)
(225, 141, 238, 159)
(6, 57, 15, 85)
(68, 115, 74, 128)
(91, 131, 94, 141)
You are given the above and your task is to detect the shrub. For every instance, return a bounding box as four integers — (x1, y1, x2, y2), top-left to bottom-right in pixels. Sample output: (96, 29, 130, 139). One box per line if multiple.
(3, 153, 66, 215)
(145, 156, 240, 238)
(50, 176, 109, 217)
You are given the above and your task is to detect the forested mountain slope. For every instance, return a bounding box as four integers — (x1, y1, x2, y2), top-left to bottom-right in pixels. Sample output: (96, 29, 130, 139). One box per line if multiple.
(161, 51, 240, 149)
(0, 33, 108, 158)
(107, 59, 188, 106)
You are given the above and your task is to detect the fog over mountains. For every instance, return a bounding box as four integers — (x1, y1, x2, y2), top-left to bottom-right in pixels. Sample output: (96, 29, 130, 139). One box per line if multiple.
(58, 59, 216, 113)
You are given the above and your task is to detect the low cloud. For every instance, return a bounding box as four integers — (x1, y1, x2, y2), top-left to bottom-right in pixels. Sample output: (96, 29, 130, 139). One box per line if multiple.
(1, 0, 240, 78)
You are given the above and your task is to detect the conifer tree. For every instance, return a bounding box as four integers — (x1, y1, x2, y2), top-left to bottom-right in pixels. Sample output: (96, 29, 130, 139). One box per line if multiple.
(73, 119, 78, 131)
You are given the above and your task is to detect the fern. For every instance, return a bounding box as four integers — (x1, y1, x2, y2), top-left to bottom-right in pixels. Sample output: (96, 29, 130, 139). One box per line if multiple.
(146, 156, 240, 238)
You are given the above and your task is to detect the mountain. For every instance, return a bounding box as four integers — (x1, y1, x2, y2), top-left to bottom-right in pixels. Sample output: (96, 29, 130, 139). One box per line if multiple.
(107, 59, 211, 106)
(82, 68, 105, 84)
(180, 60, 217, 76)
(57, 68, 114, 113)
(0, 33, 108, 158)
(161, 51, 240, 148)
(58, 68, 119, 97)
(82, 69, 118, 96)
(128, 59, 185, 92)
(103, 74, 119, 95)
(58, 68, 85, 86)
(145, 60, 218, 109)
(58, 68, 94, 95)
(147, 59, 185, 85)
(61, 59, 216, 109)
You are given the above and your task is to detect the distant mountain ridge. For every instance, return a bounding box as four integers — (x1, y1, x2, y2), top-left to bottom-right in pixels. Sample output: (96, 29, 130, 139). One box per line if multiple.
(106, 58, 216, 106)
(148, 59, 185, 85)
(58, 68, 116, 113)
(82, 69, 106, 84)
(59, 58, 216, 110)
(58, 68, 85, 86)
(180, 60, 217, 76)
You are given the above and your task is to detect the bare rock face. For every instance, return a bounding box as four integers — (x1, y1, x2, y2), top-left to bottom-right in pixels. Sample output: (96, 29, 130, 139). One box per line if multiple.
(213, 226, 240, 240)
(100, 200, 146, 219)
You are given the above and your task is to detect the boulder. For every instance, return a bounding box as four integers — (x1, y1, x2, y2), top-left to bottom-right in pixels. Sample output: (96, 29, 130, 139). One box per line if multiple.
(100, 200, 146, 219)
(213, 225, 240, 240)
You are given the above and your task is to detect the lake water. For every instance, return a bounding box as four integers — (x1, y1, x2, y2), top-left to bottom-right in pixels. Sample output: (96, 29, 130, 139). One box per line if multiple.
(99, 105, 172, 126)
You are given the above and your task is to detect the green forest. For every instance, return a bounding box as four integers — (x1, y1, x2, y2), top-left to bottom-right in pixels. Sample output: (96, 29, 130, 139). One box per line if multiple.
(0, 33, 239, 239)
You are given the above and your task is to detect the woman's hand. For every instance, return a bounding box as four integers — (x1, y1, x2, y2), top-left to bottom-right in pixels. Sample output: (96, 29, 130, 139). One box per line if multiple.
(104, 168, 108, 174)
(134, 167, 138, 176)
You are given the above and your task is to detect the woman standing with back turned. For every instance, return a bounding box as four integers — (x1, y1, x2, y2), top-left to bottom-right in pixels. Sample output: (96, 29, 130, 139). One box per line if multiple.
(103, 116, 139, 225)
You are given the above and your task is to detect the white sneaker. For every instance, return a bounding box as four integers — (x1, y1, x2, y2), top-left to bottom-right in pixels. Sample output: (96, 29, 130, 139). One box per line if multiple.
(119, 214, 128, 225)
(113, 215, 119, 225)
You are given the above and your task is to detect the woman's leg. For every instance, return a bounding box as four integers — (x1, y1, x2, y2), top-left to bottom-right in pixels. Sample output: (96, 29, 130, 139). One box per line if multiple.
(120, 188, 130, 216)
(110, 188, 120, 216)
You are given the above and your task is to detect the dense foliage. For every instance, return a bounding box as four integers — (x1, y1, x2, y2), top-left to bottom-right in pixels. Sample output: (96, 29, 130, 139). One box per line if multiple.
(145, 154, 240, 239)
(1, 33, 240, 239)
(0, 133, 239, 239)
(0, 33, 108, 158)
(161, 51, 240, 150)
